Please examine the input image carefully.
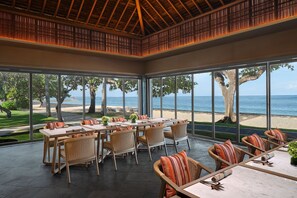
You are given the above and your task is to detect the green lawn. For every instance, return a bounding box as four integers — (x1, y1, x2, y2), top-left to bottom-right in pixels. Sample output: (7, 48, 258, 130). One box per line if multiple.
(0, 110, 56, 129)
(0, 132, 43, 142)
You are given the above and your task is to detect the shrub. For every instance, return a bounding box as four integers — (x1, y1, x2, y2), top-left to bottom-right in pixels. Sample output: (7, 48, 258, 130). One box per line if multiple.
(1, 100, 17, 110)
(16, 98, 29, 109)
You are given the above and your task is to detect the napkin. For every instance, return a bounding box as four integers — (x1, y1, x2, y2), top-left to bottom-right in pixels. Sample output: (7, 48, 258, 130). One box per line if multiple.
(261, 153, 274, 161)
(211, 169, 232, 183)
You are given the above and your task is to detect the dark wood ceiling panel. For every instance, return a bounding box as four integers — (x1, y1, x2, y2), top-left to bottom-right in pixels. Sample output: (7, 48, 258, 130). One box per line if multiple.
(0, 0, 239, 36)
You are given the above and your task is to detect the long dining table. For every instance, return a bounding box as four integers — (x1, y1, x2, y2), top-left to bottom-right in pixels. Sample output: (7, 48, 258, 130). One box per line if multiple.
(178, 141, 297, 198)
(40, 117, 177, 174)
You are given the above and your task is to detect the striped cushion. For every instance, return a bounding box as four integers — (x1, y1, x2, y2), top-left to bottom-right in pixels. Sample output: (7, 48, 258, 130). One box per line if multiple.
(270, 129, 286, 144)
(214, 140, 238, 169)
(138, 115, 148, 120)
(46, 122, 56, 130)
(111, 117, 126, 122)
(114, 126, 133, 132)
(160, 151, 191, 198)
(82, 119, 99, 125)
(247, 134, 266, 155)
(54, 122, 65, 128)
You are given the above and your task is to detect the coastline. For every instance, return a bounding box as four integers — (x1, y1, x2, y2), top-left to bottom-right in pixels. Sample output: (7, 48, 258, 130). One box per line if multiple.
(31, 103, 297, 130)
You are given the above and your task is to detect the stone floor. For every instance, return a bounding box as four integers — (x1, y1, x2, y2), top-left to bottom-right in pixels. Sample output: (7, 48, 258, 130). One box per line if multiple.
(0, 136, 221, 198)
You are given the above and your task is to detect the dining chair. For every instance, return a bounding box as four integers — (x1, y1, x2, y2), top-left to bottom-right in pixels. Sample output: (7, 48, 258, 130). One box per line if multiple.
(43, 122, 69, 164)
(242, 134, 279, 155)
(164, 120, 190, 153)
(137, 123, 168, 161)
(208, 139, 254, 170)
(154, 151, 213, 198)
(58, 135, 99, 183)
(264, 129, 288, 145)
(102, 129, 138, 171)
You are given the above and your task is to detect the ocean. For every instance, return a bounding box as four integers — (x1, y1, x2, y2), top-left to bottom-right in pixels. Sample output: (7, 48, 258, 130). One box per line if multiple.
(62, 95, 297, 116)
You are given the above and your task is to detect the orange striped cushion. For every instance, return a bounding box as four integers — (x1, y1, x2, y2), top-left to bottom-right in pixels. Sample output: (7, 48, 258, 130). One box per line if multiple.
(247, 134, 265, 155)
(214, 140, 238, 169)
(138, 115, 148, 120)
(160, 151, 191, 198)
(54, 122, 65, 128)
(111, 117, 126, 122)
(270, 129, 286, 144)
(46, 122, 56, 130)
(82, 119, 99, 125)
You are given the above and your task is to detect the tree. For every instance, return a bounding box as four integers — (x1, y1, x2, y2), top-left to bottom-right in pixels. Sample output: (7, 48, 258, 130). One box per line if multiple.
(84, 77, 103, 113)
(214, 64, 294, 123)
(151, 75, 195, 97)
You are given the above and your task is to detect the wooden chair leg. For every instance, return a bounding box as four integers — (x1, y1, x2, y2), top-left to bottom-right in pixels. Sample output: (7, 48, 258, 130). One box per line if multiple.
(159, 180, 166, 198)
(43, 140, 47, 163)
(187, 138, 191, 150)
(66, 163, 71, 184)
(134, 148, 139, 165)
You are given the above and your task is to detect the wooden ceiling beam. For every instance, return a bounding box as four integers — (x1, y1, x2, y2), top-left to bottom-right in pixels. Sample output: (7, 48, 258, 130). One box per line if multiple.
(135, 0, 145, 35)
(143, 18, 156, 32)
(96, 0, 109, 26)
(155, 0, 177, 24)
(145, 0, 169, 27)
(86, 0, 97, 24)
(54, 0, 61, 17)
(66, 0, 75, 19)
(205, 0, 214, 10)
(141, 5, 163, 29)
(191, 0, 203, 14)
(219, 0, 225, 5)
(177, 0, 193, 17)
(27, 0, 32, 10)
(123, 7, 136, 31)
(115, 0, 131, 30)
(167, 0, 185, 21)
(130, 20, 139, 33)
(76, 0, 85, 21)
(41, 0, 47, 14)
(106, 0, 120, 27)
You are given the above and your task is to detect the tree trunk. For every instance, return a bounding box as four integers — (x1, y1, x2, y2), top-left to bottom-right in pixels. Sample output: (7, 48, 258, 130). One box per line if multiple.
(0, 105, 11, 118)
(88, 86, 96, 113)
(45, 75, 51, 117)
(56, 97, 65, 122)
(39, 99, 43, 107)
(101, 79, 106, 115)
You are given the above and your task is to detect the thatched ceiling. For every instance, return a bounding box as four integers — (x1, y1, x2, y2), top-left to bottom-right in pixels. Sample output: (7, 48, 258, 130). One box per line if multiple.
(0, 0, 237, 36)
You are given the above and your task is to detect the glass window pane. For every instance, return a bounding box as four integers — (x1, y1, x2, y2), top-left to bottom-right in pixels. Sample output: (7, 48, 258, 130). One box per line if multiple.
(151, 78, 161, 118)
(194, 73, 213, 138)
(124, 79, 139, 117)
(239, 65, 267, 141)
(84, 76, 103, 118)
(106, 78, 124, 117)
(0, 72, 30, 144)
(162, 76, 175, 119)
(271, 62, 297, 139)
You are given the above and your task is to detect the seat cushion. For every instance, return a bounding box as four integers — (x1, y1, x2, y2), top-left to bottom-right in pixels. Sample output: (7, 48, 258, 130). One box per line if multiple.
(137, 136, 147, 144)
(270, 129, 286, 144)
(164, 131, 173, 139)
(103, 141, 112, 150)
(160, 151, 191, 198)
(214, 140, 238, 169)
(247, 134, 266, 155)
(82, 119, 99, 125)
(138, 115, 148, 120)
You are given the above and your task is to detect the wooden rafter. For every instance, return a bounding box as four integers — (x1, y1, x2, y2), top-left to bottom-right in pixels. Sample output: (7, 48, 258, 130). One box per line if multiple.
(54, 0, 61, 17)
(155, 0, 177, 24)
(135, 0, 145, 35)
(205, 0, 214, 10)
(106, 0, 120, 27)
(96, 0, 109, 26)
(177, 0, 193, 17)
(27, 0, 32, 10)
(191, 0, 203, 14)
(219, 0, 225, 5)
(123, 7, 136, 31)
(167, 0, 185, 21)
(130, 20, 139, 33)
(145, 0, 169, 27)
(86, 0, 97, 24)
(115, 0, 131, 30)
(141, 5, 162, 29)
(66, 0, 75, 19)
(41, 0, 47, 13)
(76, 0, 85, 21)
(143, 18, 156, 32)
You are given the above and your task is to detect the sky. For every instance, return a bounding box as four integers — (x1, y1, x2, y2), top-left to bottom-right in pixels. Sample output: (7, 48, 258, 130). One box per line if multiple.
(70, 62, 297, 97)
